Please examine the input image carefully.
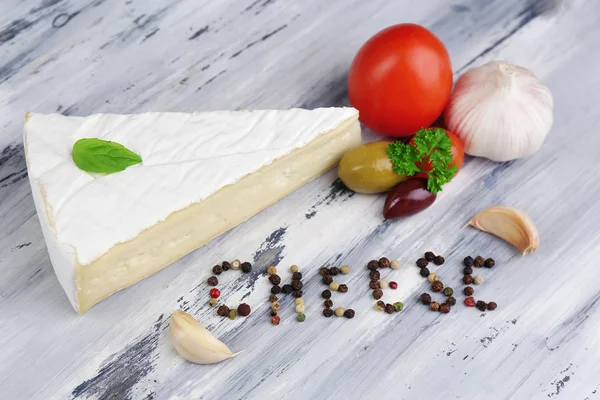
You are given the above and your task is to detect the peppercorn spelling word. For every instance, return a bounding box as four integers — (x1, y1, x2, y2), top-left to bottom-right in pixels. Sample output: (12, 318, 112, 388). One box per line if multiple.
(368, 257, 404, 314)
(268, 265, 306, 325)
(416, 251, 455, 314)
(209, 260, 253, 320)
(320, 265, 355, 319)
(462, 256, 498, 311)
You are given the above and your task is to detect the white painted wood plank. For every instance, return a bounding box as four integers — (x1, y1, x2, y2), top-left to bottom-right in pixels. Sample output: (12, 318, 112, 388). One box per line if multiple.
(1, 0, 600, 399)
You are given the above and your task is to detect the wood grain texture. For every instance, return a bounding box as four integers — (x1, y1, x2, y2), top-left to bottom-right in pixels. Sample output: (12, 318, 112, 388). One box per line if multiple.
(1, 0, 600, 399)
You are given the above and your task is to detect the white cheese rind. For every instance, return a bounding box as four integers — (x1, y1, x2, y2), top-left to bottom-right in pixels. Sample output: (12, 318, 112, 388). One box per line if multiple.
(27, 171, 80, 310)
(24, 108, 360, 312)
(25, 108, 357, 264)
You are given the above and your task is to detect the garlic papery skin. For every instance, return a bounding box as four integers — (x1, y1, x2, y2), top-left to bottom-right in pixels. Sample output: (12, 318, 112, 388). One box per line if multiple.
(469, 205, 539, 255)
(444, 61, 553, 162)
(169, 310, 238, 364)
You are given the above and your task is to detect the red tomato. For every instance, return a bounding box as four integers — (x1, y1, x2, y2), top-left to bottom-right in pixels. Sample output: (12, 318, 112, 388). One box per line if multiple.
(348, 24, 453, 137)
(412, 129, 464, 178)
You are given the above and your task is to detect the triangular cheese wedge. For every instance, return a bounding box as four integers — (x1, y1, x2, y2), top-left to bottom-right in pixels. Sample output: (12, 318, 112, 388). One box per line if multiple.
(24, 108, 361, 313)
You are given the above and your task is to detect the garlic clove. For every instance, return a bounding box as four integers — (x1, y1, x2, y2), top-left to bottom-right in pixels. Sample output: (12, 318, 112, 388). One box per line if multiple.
(169, 310, 238, 364)
(469, 205, 539, 255)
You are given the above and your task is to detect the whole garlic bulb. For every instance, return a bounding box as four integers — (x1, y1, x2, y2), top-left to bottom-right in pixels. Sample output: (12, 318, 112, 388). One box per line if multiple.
(444, 61, 553, 162)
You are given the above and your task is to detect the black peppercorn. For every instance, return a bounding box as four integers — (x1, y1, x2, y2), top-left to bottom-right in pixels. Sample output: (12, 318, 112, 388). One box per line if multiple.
(292, 272, 303, 280)
(369, 280, 379, 290)
(322, 275, 333, 285)
(464, 286, 474, 296)
(484, 258, 495, 268)
(424, 251, 435, 261)
(420, 267, 430, 277)
(222, 261, 231, 271)
(270, 310, 278, 317)
(376, 300, 386, 310)
(292, 290, 303, 298)
(344, 309, 356, 319)
(323, 308, 334, 317)
(378, 257, 391, 268)
(241, 262, 252, 273)
(329, 267, 340, 276)
(217, 305, 229, 317)
(447, 296, 457, 306)
(269, 274, 281, 285)
(416, 258, 428, 268)
(463, 275, 474, 285)
(372, 289, 383, 300)
(367, 260, 379, 270)
(291, 280, 303, 290)
(420, 293, 432, 305)
(320, 267, 331, 276)
(487, 301, 498, 311)
(324, 299, 333, 308)
(338, 284, 348, 293)
(237, 303, 251, 316)
(322, 289, 332, 299)
(207, 276, 218, 286)
(212, 265, 223, 275)
(269, 294, 278, 302)
(369, 270, 380, 280)
(463, 266, 473, 275)
(463, 256, 474, 267)
(439, 303, 451, 314)
(282, 284, 293, 294)
(433, 255, 445, 265)
(476, 300, 487, 311)
(271, 285, 281, 294)
(431, 280, 444, 292)
(474, 256, 484, 267)
(385, 303, 395, 314)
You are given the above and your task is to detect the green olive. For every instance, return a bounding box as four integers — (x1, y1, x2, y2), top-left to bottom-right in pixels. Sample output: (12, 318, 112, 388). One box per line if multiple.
(338, 141, 405, 194)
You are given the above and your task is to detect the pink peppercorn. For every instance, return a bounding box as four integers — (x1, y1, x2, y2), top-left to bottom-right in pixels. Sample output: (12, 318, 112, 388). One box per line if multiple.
(464, 297, 476, 307)
(389, 281, 398, 290)
(209, 288, 220, 298)
(271, 316, 281, 325)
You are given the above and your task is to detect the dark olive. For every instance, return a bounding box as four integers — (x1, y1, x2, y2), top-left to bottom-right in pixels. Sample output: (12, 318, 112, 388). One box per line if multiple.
(383, 178, 436, 219)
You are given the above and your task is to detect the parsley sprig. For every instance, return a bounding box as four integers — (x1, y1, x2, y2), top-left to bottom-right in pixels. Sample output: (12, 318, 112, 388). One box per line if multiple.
(387, 128, 457, 194)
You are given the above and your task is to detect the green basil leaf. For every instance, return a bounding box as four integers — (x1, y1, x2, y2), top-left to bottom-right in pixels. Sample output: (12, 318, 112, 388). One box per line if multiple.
(72, 138, 142, 174)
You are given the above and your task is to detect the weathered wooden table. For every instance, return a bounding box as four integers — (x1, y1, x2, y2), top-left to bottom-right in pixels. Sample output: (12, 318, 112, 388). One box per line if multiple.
(2, 0, 599, 399)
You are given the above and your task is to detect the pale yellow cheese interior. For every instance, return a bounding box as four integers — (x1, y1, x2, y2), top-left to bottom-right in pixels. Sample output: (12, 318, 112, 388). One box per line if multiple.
(76, 117, 361, 312)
